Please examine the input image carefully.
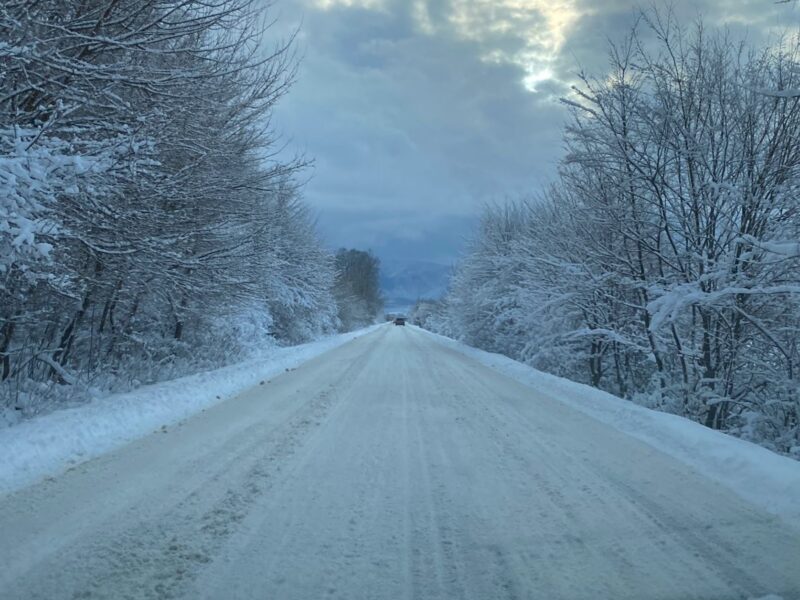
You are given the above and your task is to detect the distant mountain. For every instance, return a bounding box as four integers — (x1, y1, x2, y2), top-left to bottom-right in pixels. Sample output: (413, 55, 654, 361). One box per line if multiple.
(379, 259, 452, 313)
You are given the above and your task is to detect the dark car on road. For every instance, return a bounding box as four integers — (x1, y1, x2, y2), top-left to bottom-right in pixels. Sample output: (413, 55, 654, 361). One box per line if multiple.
(394, 317, 406, 326)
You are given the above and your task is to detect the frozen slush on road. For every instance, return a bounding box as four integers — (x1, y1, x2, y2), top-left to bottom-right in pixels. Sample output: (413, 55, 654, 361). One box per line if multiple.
(1, 325, 800, 600)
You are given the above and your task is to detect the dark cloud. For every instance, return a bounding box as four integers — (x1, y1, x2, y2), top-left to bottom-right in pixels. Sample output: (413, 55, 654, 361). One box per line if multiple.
(268, 0, 798, 264)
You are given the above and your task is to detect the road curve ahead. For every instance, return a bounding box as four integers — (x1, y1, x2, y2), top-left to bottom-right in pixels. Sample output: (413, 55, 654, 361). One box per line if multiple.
(1, 325, 799, 600)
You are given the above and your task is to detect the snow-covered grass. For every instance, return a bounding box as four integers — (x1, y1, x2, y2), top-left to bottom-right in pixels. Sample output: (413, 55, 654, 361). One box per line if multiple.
(417, 327, 800, 528)
(0, 325, 381, 495)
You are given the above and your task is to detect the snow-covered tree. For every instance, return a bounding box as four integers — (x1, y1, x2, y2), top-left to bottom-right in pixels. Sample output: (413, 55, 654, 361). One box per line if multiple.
(435, 13, 800, 455)
(333, 249, 384, 331)
(1, 1, 339, 416)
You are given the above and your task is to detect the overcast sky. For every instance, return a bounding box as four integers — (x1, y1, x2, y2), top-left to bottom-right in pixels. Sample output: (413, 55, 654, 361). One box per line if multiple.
(269, 0, 799, 265)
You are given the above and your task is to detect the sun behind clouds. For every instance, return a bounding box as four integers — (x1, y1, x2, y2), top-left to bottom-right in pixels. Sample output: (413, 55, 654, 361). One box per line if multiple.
(309, 0, 588, 91)
(444, 0, 587, 89)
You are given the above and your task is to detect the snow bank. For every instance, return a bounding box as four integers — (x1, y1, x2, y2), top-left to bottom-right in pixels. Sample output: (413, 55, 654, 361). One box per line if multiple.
(418, 327, 800, 527)
(0, 326, 380, 495)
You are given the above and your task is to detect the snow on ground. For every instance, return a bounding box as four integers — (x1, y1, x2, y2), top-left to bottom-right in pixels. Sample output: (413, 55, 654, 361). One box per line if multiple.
(3, 325, 799, 599)
(417, 327, 800, 528)
(0, 325, 381, 495)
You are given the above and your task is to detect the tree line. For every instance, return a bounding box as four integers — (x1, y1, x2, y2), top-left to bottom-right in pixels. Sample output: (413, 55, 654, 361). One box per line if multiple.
(334, 249, 384, 331)
(420, 13, 800, 456)
(0, 1, 381, 419)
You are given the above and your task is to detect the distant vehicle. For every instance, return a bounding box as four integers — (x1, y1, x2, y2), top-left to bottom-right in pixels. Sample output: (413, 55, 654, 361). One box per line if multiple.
(394, 317, 406, 326)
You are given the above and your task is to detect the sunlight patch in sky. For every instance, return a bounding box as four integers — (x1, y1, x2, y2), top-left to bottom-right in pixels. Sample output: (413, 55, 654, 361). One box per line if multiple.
(308, 0, 587, 91)
(425, 0, 587, 91)
(312, 0, 386, 10)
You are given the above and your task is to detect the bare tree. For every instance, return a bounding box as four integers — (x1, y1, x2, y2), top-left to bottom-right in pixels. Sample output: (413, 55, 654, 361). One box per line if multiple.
(434, 12, 800, 455)
(1, 1, 338, 417)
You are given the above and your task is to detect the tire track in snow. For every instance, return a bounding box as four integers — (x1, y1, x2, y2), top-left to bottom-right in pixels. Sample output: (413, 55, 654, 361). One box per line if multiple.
(2, 325, 800, 600)
(0, 331, 386, 600)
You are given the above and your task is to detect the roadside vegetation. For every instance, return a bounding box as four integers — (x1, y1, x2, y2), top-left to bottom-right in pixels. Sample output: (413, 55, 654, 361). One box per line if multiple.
(419, 12, 800, 456)
(0, 1, 381, 422)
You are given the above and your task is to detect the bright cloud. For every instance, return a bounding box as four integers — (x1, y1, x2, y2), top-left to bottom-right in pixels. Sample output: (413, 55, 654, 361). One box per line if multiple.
(420, 0, 589, 90)
(307, 0, 590, 90)
(312, 0, 387, 9)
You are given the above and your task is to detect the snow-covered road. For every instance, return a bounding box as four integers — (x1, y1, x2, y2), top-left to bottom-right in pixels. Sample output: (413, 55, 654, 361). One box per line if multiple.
(1, 325, 799, 599)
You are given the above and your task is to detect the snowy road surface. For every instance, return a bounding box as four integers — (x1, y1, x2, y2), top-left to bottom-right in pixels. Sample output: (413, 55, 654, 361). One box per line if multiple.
(1, 325, 799, 600)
